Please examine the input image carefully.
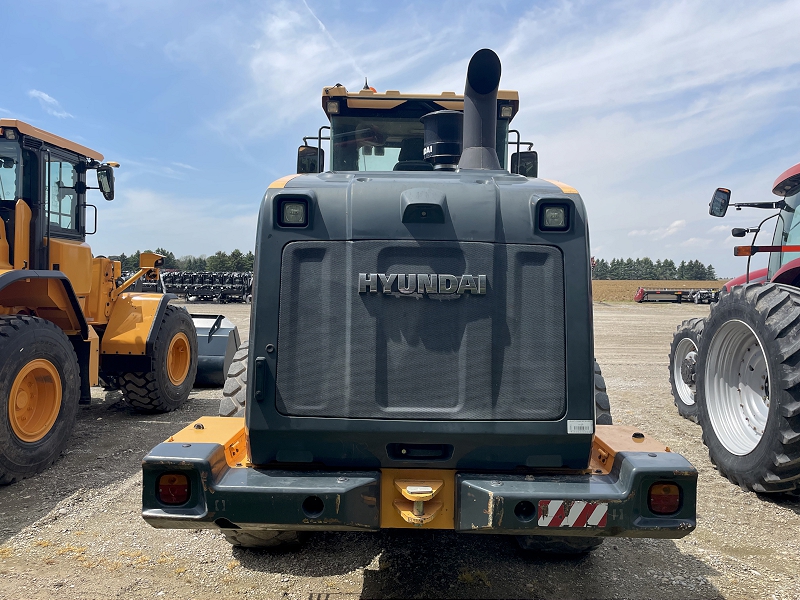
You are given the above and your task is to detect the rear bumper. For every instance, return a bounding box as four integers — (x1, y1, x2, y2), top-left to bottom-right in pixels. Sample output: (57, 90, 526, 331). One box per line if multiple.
(142, 441, 696, 539)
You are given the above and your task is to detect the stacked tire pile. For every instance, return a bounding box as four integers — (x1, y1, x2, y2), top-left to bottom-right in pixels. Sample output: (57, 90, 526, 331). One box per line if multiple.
(670, 283, 800, 494)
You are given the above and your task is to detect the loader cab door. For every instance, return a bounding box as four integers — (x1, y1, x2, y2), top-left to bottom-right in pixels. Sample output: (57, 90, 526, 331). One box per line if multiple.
(35, 149, 93, 295)
(44, 151, 84, 241)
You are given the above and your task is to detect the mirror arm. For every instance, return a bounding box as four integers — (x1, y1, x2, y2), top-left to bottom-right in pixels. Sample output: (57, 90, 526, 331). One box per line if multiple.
(732, 200, 794, 212)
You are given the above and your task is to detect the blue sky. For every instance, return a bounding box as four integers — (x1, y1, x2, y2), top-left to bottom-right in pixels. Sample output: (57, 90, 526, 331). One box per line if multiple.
(4, 0, 800, 277)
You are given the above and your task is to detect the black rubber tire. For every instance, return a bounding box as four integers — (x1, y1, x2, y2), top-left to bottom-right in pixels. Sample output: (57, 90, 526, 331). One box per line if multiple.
(0, 316, 80, 484)
(594, 360, 613, 425)
(697, 283, 800, 493)
(219, 339, 248, 417)
(516, 535, 603, 554)
(669, 318, 705, 423)
(221, 528, 304, 549)
(119, 305, 198, 412)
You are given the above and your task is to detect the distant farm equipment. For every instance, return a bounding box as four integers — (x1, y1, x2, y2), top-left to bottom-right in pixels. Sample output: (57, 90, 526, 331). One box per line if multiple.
(122, 271, 253, 303)
(634, 287, 720, 304)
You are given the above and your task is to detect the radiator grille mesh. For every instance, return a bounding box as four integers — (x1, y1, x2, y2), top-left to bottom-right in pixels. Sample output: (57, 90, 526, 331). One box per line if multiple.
(276, 241, 565, 420)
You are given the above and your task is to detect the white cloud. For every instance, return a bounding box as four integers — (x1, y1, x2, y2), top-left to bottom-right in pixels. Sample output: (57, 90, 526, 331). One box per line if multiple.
(171, 162, 197, 171)
(628, 220, 686, 239)
(708, 224, 730, 233)
(28, 90, 73, 119)
(681, 237, 712, 248)
(92, 187, 257, 256)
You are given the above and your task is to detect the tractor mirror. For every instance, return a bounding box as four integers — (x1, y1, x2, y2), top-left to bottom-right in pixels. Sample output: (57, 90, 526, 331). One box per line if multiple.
(731, 228, 747, 237)
(709, 187, 730, 217)
(511, 151, 538, 178)
(297, 146, 324, 174)
(97, 165, 115, 201)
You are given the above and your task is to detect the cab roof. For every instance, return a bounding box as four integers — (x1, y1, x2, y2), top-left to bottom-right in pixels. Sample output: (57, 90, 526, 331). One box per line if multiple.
(321, 85, 520, 121)
(0, 119, 104, 161)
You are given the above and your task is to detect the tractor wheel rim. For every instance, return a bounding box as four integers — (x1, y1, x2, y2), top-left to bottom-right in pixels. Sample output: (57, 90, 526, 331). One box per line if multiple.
(673, 338, 698, 406)
(705, 319, 769, 456)
(167, 332, 191, 386)
(9, 359, 62, 443)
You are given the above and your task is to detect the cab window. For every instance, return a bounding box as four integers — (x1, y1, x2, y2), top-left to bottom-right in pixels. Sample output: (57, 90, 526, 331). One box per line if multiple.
(46, 157, 80, 235)
(769, 193, 800, 277)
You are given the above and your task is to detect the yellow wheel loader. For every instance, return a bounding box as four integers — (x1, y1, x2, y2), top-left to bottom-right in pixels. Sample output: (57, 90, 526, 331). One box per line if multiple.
(0, 119, 239, 483)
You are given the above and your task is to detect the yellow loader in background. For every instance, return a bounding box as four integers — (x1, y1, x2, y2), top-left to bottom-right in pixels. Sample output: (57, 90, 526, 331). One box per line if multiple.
(0, 119, 239, 483)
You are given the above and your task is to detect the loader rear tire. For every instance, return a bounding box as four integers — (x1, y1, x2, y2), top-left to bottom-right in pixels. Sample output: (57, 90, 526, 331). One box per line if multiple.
(119, 305, 197, 412)
(697, 283, 800, 493)
(669, 318, 704, 423)
(594, 360, 612, 425)
(219, 340, 249, 417)
(221, 528, 304, 549)
(0, 316, 80, 484)
(516, 535, 603, 555)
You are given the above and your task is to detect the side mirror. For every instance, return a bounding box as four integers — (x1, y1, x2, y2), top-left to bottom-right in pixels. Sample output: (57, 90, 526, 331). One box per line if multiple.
(709, 187, 730, 217)
(97, 165, 115, 201)
(731, 228, 747, 238)
(511, 151, 538, 178)
(297, 146, 324, 174)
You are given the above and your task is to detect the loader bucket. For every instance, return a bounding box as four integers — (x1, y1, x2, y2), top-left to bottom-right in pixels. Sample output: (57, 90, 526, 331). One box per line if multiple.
(190, 314, 241, 387)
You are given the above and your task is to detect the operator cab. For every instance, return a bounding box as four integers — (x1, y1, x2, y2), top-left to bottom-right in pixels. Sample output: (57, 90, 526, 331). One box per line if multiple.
(298, 85, 537, 174)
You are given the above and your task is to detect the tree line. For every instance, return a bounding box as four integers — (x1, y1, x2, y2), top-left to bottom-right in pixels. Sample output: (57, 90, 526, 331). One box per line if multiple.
(111, 248, 255, 273)
(592, 258, 717, 280)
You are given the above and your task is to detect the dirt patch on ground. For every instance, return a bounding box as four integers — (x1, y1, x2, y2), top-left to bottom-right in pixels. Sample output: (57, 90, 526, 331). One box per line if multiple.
(1, 301, 799, 599)
(593, 280, 725, 302)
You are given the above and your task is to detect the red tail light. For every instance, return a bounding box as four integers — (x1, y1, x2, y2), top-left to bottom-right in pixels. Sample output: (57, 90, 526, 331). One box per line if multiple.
(157, 473, 189, 505)
(648, 482, 681, 514)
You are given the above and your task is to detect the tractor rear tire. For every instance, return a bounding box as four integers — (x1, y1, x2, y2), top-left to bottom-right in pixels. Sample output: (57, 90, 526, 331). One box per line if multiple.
(669, 318, 704, 423)
(594, 360, 612, 425)
(119, 305, 197, 412)
(697, 283, 800, 493)
(221, 528, 304, 549)
(516, 535, 603, 555)
(0, 316, 80, 484)
(219, 340, 248, 417)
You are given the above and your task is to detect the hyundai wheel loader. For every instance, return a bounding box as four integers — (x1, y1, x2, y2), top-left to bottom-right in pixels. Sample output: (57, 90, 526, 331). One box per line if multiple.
(0, 119, 238, 483)
(143, 49, 697, 554)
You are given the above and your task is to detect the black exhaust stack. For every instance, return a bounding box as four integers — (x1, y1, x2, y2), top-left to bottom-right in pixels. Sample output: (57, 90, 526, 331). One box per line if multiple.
(458, 49, 502, 170)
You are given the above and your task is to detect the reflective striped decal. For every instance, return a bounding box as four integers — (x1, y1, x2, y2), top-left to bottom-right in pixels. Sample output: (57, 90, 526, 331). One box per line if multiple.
(537, 500, 608, 527)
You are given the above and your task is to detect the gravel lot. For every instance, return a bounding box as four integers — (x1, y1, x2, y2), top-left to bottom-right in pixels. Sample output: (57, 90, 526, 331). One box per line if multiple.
(1, 301, 799, 599)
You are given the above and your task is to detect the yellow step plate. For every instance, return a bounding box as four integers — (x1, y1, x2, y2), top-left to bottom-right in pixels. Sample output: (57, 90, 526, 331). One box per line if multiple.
(394, 479, 444, 501)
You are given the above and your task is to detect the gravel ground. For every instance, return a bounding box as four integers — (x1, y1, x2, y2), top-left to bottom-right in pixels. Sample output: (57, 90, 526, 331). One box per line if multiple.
(1, 301, 799, 599)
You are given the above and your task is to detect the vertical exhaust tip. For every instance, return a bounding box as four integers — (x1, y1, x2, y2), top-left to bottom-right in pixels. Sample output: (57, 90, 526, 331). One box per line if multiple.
(459, 48, 502, 171)
(467, 49, 502, 95)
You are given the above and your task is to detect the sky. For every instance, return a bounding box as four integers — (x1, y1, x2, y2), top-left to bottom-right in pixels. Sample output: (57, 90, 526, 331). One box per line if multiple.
(4, 0, 800, 277)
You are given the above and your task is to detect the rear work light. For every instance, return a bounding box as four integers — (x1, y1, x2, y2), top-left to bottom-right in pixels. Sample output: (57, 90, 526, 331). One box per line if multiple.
(538, 203, 570, 231)
(277, 198, 309, 227)
(157, 473, 189, 505)
(648, 481, 681, 515)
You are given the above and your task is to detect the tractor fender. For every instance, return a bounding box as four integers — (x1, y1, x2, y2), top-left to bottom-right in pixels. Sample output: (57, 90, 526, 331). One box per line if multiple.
(770, 256, 800, 287)
(723, 267, 769, 292)
(101, 293, 178, 358)
(0, 269, 88, 338)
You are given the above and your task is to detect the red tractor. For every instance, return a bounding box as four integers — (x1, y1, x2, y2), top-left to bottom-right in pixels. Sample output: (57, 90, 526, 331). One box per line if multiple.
(669, 162, 800, 494)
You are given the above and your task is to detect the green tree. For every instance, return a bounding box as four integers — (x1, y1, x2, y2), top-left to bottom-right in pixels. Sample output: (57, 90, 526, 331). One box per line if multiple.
(592, 258, 610, 280)
(706, 264, 716, 280)
(206, 251, 230, 272)
(244, 251, 255, 272)
(229, 249, 246, 271)
(661, 259, 677, 280)
(676, 260, 687, 280)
